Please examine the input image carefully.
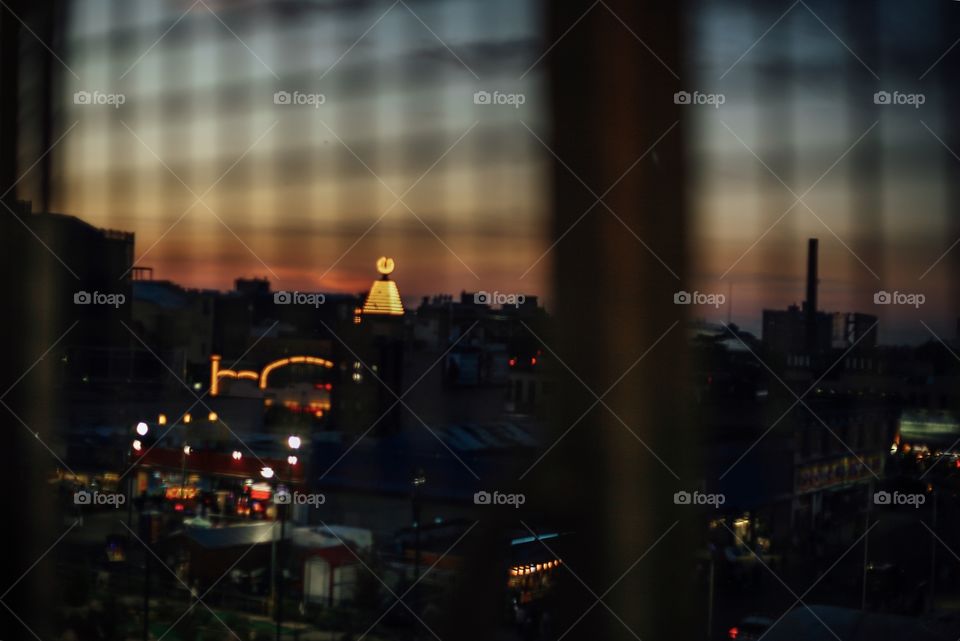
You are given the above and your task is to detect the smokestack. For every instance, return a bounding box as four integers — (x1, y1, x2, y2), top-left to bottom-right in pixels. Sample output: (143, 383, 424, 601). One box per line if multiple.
(805, 238, 818, 314)
(805, 238, 819, 355)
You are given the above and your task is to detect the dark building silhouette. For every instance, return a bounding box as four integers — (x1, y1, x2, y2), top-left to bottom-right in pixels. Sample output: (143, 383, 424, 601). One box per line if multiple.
(334, 257, 406, 436)
(763, 238, 877, 366)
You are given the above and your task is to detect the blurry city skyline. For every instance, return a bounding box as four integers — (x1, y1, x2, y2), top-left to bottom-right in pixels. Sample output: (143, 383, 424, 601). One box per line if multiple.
(8, 2, 960, 640)
(24, 0, 960, 344)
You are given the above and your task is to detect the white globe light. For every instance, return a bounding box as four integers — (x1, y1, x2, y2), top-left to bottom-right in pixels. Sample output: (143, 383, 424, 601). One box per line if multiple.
(232, 450, 242, 460)
(287, 455, 298, 465)
(132, 439, 143, 452)
(287, 435, 301, 450)
(183, 445, 191, 455)
(136, 422, 149, 436)
(261, 467, 274, 479)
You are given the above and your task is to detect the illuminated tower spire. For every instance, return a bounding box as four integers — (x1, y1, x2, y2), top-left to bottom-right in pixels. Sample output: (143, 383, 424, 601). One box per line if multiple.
(362, 256, 405, 316)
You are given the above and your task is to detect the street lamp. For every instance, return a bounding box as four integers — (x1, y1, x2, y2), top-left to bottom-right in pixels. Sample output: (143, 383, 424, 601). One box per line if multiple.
(411, 468, 426, 617)
(129, 420, 151, 537)
(274, 436, 302, 639)
(232, 450, 242, 461)
(179, 444, 191, 502)
(261, 467, 274, 479)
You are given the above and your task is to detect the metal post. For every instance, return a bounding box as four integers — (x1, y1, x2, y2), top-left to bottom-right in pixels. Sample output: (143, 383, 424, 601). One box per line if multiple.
(270, 521, 277, 619)
(142, 512, 151, 641)
(127, 456, 136, 597)
(180, 447, 188, 501)
(706, 556, 715, 640)
(276, 502, 286, 640)
(930, 488, 937, 608)
(413, 501, 421, 583)
(127, 451, 135, 559)
(412, 468, 425, 620)
(861, 484, 871, 610)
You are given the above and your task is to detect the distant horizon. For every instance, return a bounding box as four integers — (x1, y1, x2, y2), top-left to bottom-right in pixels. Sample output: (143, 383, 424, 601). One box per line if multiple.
(30, 199, 948, 347)
(36, 1, 960, 350)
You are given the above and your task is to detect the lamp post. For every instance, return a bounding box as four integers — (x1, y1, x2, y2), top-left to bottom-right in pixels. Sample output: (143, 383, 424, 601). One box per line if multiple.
(275, 436, 300, 640)
(127, 421, 152, 640)
(127, 422, 148, 637)
(930, 487, 938, 608)
(275, 474, 285, 641)
(412, 468, 426, 618)
(128, 422, 152, 546)
(128, 439, 141, 540)
(180, 444, 191, 504)
(128, 426, 147, 534)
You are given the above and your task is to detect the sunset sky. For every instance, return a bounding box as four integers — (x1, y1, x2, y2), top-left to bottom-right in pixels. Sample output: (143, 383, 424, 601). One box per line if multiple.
(32, 0, 960, 344)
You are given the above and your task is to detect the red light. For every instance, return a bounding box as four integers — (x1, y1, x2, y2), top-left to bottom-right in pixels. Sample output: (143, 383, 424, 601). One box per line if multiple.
(174, 503, 184, 512)
(508, 358, 516, 367)
(728, 627, 738, 639)
(325, 383, 332, 391)
(954, 459, 959, 469)
(530, 357, 537, 365)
